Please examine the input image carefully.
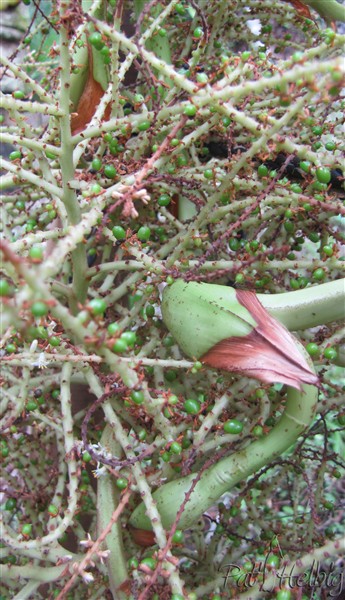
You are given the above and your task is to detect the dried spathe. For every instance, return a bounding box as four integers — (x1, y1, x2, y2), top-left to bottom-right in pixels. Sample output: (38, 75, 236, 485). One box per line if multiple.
(162, 281, 318, 390)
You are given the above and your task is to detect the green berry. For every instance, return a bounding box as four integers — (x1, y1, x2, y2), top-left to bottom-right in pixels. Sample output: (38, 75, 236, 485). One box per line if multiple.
(223, 419, 243, 434)
(128, 557, 139, 569)
(313, 181, 327, 192)
(257, 164, 268, 177)
(91, 157, 102, 171)
(175, 3, 185, 15)
(116, 477, 128, 490)
(161, 451, 170, 462)
(183, 399, 200, 414)
(31, 301, 48, 317)
(196, 72, 208, 84)
(5, 498, 17, 511)
(6, 343, 16, 354)
(0, 279, 11, 296)
(91, 183, 102, 195)
(306, 342, 319, 357)
(145, 304, 155, 318)
(9, 150, 22, 161)
(299, 160, 310, 173)
(284, 221, 294, 234)
(130, 390, 145, 404)
(193, 27, 203, 38)
(15, 200, 25, 210)
(312, 141, 322, 151)
(140, 557, 156, 570)
(169, 441, 182, 454)
(252, 425, 264, 437)
(26, 400, 38, 411)
(112, 339, 128, 354)
(134, 93, 144, 104)
(229, 238, 241, 251)
(315, 167, 331, 184)
(290, 183, 302, 194)
(29, 246, 43, 262)
(172, 530, 184, 543)
(112, 225, 126, 240)
(137, 226, 151, 242)
(89, 31, 104, 50)
(323, 347, 337, 361)
(13, 90, 25, 100)
(137, 120, 151, 131)
(157, 193, 171, 207)
(88, 298, 107, 315)
(22, 524, 33, 536)
(120, 331, 136, 347)
(266, 554, 280, 567)
(325, 141, 336, 151)
(183, 104, 197, 117)
(235, 273, 245, 284)
(308, 232, 319, 243)
(82, 451, 92, 462)
(321, 244, 333, 256)
(107, 322, 120, 335)
(177, 154, 188, 167)
(104, 164, 117, 179)
(47, 504, 59, 517)
(312, 268, 325, 281)
(204, 169, 213, 179)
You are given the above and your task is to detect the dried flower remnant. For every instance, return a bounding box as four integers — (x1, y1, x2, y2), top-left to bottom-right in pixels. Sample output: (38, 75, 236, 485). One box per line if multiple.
(162, 281, 318, 390)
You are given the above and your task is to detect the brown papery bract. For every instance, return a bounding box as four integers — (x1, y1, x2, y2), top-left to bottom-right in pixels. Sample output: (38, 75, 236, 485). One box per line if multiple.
(202, 290, 318, 390)
(71, 45, 110, 135)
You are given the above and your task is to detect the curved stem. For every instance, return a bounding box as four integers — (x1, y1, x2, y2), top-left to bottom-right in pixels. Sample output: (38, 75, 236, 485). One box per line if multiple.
(305, 0, 345, 22)
(258, 278, 345, 330)
(129, 277, 345, 532)
(129, 343, 318, 531)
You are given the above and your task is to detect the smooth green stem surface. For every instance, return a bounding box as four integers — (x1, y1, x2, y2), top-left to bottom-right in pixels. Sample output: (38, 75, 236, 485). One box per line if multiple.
(97, 425, 129, 600)
(305, 0, 345, 22)
(59, 22, 88, 306)
(129, 350, 318, 531)
(258, 279, 345, 330)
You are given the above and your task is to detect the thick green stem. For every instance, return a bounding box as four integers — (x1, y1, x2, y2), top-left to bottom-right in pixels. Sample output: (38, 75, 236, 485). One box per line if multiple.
(305, 0, 345, 22)
(129, 344, 318, 531)
(97, 425, 129, 600)
(59, 18, 88, 306)
(258, 279, 345, 330)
